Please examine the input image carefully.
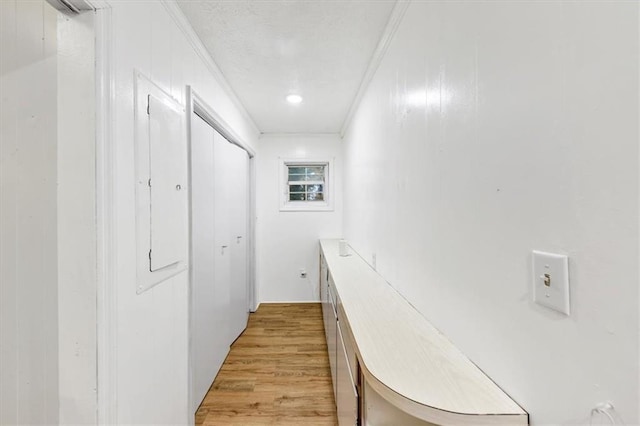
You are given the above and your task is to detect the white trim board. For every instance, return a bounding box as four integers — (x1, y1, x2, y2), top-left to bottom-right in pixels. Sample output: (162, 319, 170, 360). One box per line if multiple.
(339, 0, 410, 137)
(260, 132, 341, 139)
(185, 88, 196, 425)
(95, 3, 117, 424)
(161, 0, 261, 136)
(189, 88, 255, 158)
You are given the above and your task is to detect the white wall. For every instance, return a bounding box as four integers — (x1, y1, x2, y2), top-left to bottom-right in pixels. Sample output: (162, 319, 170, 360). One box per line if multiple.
(342, 2, 638, 424)
(0, 2, 59, 424)
(257, 134, 342, 302)
(107, 1, 258, 423)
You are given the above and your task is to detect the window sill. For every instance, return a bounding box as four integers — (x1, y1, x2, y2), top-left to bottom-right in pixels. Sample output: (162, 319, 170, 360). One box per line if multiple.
(280, 201, 334, 212)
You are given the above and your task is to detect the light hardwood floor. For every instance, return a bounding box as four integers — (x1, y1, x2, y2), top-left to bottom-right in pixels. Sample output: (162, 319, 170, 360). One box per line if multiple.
(195, 303, 338, 426)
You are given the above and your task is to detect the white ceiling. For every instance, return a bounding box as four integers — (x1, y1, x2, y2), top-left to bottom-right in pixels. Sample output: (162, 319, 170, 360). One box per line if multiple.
(177, 1, 396, 134)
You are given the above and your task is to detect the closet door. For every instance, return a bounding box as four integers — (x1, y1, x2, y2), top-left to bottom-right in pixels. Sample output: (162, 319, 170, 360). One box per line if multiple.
(191, 115, 227, 412)
(228, 144, 249, 341)
(190, 121, 251, 413)
(212, 130, 234, 346)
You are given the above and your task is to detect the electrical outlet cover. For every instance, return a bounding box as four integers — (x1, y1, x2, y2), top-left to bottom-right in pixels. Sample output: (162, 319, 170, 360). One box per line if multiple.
(532, 250, 570, 315)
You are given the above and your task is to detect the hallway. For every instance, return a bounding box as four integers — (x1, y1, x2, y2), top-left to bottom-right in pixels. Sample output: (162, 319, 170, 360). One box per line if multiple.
(2, 1, 638, 424)
(195, 304, 337, 425)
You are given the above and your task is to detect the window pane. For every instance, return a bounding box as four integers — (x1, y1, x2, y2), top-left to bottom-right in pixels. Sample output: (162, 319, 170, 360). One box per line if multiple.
(288, 167, 306, 175)
(288, 174, 306, 182)
(307, 192, 324, 201)
(307, 184, 323, 193)
(289, 193, 306, 201)
(306, 166, 325, 176)
(289, 184, 305, 192)
(288, 165, 325, 182)
(290, 175, 321, 182)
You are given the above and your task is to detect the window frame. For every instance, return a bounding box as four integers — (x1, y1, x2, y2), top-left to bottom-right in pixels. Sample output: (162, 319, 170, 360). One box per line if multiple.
(279, 158, 334, 212)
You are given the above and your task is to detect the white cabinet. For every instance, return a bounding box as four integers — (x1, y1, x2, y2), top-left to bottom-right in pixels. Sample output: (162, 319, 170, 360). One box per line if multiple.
(321, 254, 337, 402)
(320, 252, 331, 368)
(322, 254, 358, 425)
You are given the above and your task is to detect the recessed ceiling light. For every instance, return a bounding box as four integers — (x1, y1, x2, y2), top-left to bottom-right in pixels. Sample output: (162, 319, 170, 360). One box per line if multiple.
(286, 94, 303, 104)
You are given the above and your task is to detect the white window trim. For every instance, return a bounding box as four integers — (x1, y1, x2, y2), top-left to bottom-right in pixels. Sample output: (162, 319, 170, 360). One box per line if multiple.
(279, 158, 334, 212)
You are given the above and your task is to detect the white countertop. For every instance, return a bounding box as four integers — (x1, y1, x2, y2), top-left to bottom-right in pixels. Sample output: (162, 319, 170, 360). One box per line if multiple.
(320, 239, 527, 425)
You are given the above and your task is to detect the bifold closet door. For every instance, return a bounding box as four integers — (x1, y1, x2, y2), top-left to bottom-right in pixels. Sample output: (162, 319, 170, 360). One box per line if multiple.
(191, 115, 228, 412)
(212, 129, 234, 347)
(228, 144, 249, 342)
(190, 121, 251, 413)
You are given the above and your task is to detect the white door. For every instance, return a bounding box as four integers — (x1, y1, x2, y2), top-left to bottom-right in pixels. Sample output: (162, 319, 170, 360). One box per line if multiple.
(212, 129, 234, 348)
(228, 143, 249, 341)
(190, 116, 227, 412)
(190, 120, 251, 413)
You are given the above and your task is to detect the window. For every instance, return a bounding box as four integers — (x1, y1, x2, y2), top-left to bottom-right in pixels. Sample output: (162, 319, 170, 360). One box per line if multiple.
(280, 159, 333, 211)
(287, 165, 325, 201)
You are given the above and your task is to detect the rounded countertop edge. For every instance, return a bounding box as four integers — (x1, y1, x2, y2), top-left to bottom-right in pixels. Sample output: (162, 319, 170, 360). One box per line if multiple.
(320, 239, 528, 425)
(361, 361, 528, 425)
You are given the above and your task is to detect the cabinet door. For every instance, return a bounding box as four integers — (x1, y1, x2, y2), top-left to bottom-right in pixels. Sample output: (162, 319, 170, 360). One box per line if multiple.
(320, 255, 330, 347)
(337, 323, 358, 426)
(321, 269, 330, 342)
(228, 143, 249, 342)
(337, 299, 358, 384)
(327, 283, 338, 401)
(320, 253, 328, 301)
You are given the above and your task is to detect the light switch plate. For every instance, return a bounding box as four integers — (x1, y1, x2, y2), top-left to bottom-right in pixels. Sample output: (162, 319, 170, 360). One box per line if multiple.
(532, 250, 570, 315)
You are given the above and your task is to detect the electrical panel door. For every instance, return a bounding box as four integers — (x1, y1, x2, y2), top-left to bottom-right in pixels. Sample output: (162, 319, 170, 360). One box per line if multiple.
(148, 94, 187, 271)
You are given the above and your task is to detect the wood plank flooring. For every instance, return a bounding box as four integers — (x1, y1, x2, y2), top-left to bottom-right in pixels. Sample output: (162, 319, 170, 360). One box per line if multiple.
(195, 303, 338, 426)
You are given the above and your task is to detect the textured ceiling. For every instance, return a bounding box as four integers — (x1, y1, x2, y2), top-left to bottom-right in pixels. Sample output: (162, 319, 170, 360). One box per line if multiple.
(177, 1, 396, 134)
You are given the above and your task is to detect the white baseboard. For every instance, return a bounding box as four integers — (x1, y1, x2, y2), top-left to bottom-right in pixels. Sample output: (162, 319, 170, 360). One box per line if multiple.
(256, 300, 320, 305)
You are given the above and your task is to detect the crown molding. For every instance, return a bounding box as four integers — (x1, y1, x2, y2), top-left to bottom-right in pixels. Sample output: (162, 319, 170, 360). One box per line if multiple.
(260, 132, 341, 139)
(339, 0, 410, 137)
(46, 0, 93, 14)
(160, 0, 261, 136)
(84, 0, 110, 9)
